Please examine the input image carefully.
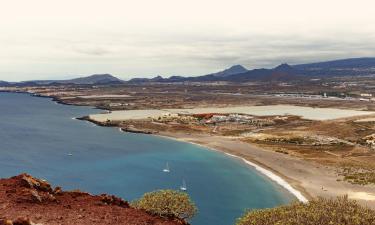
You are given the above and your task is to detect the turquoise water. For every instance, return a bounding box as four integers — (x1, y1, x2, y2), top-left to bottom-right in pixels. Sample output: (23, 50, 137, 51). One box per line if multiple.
(0, 92, 294, 225)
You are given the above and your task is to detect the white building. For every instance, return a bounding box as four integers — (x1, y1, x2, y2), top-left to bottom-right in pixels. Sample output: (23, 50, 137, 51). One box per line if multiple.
(360, 93, 372, 97)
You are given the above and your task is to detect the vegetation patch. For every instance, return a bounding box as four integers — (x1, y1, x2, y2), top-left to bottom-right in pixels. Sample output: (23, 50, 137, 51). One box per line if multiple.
(236, 196, 375, 225)
(131, 189, 197, 221)
(337, 165, 375, 185)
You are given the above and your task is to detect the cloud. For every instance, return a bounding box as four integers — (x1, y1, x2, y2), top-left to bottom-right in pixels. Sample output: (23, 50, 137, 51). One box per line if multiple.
(1, 0, 375, 80)
(73, 46, 112, 56)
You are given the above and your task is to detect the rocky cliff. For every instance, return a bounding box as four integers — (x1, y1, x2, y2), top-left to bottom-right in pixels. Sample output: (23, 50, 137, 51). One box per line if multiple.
(0, 174, 186, 225)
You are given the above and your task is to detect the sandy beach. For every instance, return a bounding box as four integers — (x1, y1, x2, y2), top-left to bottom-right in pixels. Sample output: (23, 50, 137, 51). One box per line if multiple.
(87, 105, 375, 208)
(155, 131, 375, 208)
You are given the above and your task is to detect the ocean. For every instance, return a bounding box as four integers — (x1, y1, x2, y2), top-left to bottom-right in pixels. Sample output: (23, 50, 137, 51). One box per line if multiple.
(0, 92, 294, 225)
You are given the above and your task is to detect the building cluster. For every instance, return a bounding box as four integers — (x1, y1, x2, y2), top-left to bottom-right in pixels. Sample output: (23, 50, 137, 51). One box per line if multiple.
(273, 92, 375, 102)
(109, 102, 134, 107)
(151, 112, 276, 127)
(152, 113, 197, 124)
(201, 113, 275, 127)
(360, 93, 373, 97)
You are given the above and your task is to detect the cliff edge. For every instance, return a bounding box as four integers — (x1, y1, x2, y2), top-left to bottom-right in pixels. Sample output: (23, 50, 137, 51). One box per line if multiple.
(0, 174, 186, 225)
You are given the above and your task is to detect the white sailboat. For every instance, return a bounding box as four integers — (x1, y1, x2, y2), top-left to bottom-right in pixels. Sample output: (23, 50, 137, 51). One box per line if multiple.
(180, 179, 187, 191)
(163, 162, 170, 173)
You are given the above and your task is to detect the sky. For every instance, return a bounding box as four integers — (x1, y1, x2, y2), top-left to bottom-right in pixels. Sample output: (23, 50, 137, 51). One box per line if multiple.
(1, 0, 375, 81)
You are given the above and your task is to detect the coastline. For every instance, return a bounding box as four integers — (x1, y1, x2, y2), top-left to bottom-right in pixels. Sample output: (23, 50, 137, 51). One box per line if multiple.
(76, 111, 375, 208)
(71, 108, 309, 202)
(153, 132, 309, 203)
(45, 92, 375, 208)
(72, 111, 311, 202)
(225, 152, 308, 202)
(152, 132, 375, 208)
(5, 91, 375, 208)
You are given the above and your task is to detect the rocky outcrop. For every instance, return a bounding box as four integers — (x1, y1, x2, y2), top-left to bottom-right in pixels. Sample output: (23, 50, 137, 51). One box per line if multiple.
(362, 134, 375, 149)
(0, 217, 39, 225)
(120, 126, 156, 134)
(0, 174, 186, 225)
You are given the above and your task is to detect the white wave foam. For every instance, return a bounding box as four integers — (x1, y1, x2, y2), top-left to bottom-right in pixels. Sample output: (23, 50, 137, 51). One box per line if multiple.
(224, 152, 308, 203)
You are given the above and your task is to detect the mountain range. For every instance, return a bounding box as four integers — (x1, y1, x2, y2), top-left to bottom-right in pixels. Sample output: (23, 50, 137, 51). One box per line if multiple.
(129, 57, 375, 83)
(1, 57, 375, 86)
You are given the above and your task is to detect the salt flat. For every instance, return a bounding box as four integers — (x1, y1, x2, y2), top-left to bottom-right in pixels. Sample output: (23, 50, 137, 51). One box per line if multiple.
(89, 105, 375, 122)
(78, 94, 131, 98)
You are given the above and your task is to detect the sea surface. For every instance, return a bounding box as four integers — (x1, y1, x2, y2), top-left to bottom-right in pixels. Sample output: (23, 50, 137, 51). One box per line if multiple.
(0, 92, 295, 225)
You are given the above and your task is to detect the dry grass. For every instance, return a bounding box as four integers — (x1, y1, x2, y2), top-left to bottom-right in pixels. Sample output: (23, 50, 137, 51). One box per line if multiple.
(337, 163, 375, 185)
(236, 196, 375, 225)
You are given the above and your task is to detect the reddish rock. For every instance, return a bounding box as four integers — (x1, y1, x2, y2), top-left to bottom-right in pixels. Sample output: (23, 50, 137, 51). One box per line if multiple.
(0, 218, 13, 225)
(20, 174, 52, 192)
(0, 174, 187, 225)
(0, 217, 33, 225)
(100, 194, 130, 207)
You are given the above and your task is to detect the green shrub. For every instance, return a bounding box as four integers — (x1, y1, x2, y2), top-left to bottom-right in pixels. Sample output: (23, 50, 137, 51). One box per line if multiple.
(131, 189, 197, 220)
(236, 196, 375, 225)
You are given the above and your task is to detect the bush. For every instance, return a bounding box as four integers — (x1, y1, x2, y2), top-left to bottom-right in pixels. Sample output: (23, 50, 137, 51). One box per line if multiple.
(131, 189, 197, 220)
(236, 196, 375, 225)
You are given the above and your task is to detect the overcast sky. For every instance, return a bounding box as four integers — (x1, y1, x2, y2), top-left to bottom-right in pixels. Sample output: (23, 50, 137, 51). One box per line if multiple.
(1, 0, 375, 81)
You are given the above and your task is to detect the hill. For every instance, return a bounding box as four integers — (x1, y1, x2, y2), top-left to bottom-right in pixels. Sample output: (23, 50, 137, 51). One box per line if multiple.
(65, 74, 124, 85)
(15, 74, 124, 86)
(293, 57, 375, 77)
(0, 174, 187, 225)
(294, 57, 375, 70)
(0, 81, 10, 87)
(209, 65, 248, 77)
(222, 63, 300, 82)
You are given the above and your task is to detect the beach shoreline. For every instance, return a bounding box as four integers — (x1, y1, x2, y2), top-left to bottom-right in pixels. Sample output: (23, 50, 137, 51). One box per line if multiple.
(151, 131, 375, 208)
(12, 91, 375, 208)
(160, 134, 308, 202)
(4, 91, 375, 209)
(153, 132, 310, 202)
(73, 112, 311, 202)
(79, 110, 375, 208)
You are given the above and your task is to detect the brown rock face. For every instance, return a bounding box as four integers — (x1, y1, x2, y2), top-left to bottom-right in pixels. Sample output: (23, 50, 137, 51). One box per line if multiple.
(20, 174, 52, 192)
(0, 217, 33, 225)
(100, 194, 130, 207)
(0, 174, 186, 225)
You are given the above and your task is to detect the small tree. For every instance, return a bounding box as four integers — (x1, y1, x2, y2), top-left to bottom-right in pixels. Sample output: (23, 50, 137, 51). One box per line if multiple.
(236, 196, 375, 225)
(131, 189, 197, 221)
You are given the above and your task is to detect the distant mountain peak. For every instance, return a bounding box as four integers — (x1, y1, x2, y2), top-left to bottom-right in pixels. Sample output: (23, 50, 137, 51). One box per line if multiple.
(223, 64, 248, 73)
(228, 64, 247, 70)
(150, 75, 164, 81)
(274, 63, 293, 71)
(85, 74, 115, 79)
(68, 74, 123, 85)
(211, 64, 248, 77)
